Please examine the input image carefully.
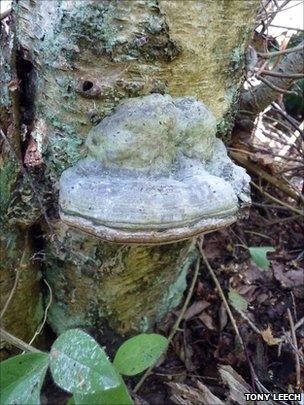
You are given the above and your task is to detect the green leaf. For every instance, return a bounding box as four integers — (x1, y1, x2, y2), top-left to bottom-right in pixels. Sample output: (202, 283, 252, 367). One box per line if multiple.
(50, 329, 121, 395)
(228, 288, 248, 312)
(113, 333, 168, 376)
(249, 246, 275, 270)
(73, 377, 133, 405)
(0, 352, 49, 405)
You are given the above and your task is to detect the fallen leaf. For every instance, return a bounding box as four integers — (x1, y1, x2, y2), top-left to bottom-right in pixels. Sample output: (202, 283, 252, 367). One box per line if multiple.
(260, 325, 281, 346)
(199, 312, 215, 330)
(249, 246, 275, 270)
(219, 302, 228, 331)
(228, 288, 248, 312)
(273, 263, 304, 289)
(183, 301, 210, 320)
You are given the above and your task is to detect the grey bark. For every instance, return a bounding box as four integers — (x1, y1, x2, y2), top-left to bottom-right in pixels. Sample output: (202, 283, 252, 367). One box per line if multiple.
(238, 41, 304, 132)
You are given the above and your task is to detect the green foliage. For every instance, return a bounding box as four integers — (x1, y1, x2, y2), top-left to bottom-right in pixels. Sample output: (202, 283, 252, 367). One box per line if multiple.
(0, 330, 168, 405)
(72, 378, 133, 405)
(228, 288, 248, 312)
(249, 246, 275, 270)
(49, 329, 121, 395)
(113, 333, 168, 376)
(0, 353, 49, 405)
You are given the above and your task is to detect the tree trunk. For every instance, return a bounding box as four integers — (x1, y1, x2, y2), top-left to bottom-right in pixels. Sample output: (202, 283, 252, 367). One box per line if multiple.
(1, 0, 259, 350)
(1, 15, 44, 358)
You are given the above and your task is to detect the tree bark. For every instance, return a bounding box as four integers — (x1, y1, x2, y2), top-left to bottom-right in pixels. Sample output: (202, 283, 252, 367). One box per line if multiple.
(1, 0, 259, 349)
(1, 16, 44, 358)
(237, 41, 304, 133)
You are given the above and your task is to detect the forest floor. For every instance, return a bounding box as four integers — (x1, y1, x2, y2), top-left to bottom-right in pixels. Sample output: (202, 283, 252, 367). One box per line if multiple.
(139, 201, 303, 404)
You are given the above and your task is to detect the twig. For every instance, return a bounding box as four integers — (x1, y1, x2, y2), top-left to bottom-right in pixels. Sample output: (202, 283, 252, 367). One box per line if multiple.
(198, 240, 244, 350)
(252, 202, 297, 211)
(256, 75, 297, 95)
(295, 316, 304, 331)
(0, 328, 44, 353)
(264, 214, 302, 225)
(229, 147, 303, 164)
(257, 0, 290, 31)
(271, 102, 304, 137)
(134, 245, 201, 393)
(28, 279, 53, 347)
(258, 44, 304, 58)
(235, 308, 261, 335)
(258, 70, 304, 79)
(244, 230, 272, 240)
(0, 238, 31, 319)
(0, 270, 20, 320)
(269, 24, 304, 32)
(251, 181, 304, 216)
(287, 309, 301, 389)
(230, 151, 302, 202)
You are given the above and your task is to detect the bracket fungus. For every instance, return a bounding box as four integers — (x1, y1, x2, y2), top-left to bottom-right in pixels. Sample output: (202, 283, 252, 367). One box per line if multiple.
(59, 94, 250, 244)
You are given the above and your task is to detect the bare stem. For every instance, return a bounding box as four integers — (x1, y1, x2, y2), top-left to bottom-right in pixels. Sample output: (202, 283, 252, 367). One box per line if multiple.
(198, 240, 244, 350)
(287, 309, 301, 390)
(251, 181, 304, 217)
(0, 328, 44, 354)
(258, 70, 304, 79)
(258, 44, 304, 58)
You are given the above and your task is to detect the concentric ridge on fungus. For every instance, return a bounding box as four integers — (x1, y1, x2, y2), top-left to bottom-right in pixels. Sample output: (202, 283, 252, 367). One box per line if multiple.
(59, 94, 251, 244)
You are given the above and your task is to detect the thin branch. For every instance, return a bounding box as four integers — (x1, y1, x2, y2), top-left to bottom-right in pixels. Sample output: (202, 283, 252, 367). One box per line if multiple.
(0, 270, 20, 320)
(230, 151, 303, 202)
(235, 308, 261, 335)
(250, 181, 304, 216)
(258, 44, 304, 58)
(271, 103, 304, 137)
(198, 240, 244, 350)
(0, 238, 31, 319)
(287, 309, 301, 389)
(0, 328, 44, 353)
(28, 279, 53, 347)
(269, 24, 304, 32)
(239, 41, 304, 124)
(134, 243, 201, 393)
(258, 70, 304, 79)
(256, 75, 297, 95)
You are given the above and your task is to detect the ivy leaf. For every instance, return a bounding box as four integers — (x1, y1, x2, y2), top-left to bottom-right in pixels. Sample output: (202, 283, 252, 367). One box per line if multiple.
(113, 333, 168, 376)
(73, 377, 133, 405)
(50, 329, 121, 395)
(0, 352, 49, 405)
(249, 246, 275, 270)
(228, 288, 248, 312)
